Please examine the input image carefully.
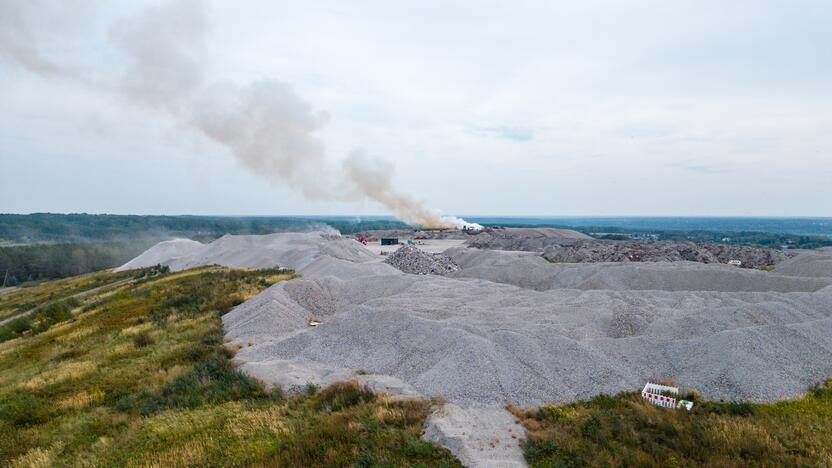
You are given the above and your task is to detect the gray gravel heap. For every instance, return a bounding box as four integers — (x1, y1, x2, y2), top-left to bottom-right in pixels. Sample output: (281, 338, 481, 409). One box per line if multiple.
(538, 240, 790, 268)
(121, 233, 832, 408)
(460, 234, 790, 269)
(466, 230, 791, 269)
(384, 245, 460, 275)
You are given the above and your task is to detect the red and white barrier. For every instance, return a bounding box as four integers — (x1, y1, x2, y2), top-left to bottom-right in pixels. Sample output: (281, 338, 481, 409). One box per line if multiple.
(641, 382, 693, 410)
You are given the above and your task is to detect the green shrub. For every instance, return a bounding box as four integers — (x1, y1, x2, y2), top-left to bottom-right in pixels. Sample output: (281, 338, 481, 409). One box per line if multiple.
(6, 316, 32, 334)
(699, 401, 756, 417)
(539, 404, 570, 422)
(139, 357, 267, 415)
(0, 392, 48, 426)
(525, 439, 560, 459)
(580, 415, 600, 439)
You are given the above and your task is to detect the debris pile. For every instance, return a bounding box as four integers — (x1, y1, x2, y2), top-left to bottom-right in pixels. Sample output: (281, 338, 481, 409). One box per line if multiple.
(384, 245, 460, 275)
(540, 240, 790, 268)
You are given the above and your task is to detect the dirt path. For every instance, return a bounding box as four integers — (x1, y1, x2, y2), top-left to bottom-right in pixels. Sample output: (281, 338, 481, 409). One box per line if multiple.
(0, 278, 133, 326)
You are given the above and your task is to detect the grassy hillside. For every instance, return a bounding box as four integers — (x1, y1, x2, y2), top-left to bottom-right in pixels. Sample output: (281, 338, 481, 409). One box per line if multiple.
(511, 382, 832, 467)
(0, 267, 460, 467)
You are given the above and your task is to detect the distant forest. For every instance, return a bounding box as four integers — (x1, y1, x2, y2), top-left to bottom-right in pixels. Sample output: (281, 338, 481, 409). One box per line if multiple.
(0, 213, 409, 244)
(1, 213, 830, 284)
(0, 214, 408, 284)
(0, 242, 154, 285)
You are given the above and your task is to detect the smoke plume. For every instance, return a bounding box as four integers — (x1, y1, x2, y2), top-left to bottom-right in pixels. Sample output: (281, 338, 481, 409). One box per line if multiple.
(1, 0, 480, 230)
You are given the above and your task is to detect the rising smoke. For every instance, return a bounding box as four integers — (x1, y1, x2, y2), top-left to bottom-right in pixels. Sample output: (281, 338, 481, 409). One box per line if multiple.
(0, 0, 480, 230)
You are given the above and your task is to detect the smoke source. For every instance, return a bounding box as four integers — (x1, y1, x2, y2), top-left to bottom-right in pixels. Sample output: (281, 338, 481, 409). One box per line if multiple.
(0, 0, 481, 230)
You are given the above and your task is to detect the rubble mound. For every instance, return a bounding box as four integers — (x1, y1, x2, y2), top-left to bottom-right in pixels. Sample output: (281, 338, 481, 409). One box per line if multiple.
(541, 240, 791, 268)
(465, 228, 591, 251)
(384, 245, 460, 275)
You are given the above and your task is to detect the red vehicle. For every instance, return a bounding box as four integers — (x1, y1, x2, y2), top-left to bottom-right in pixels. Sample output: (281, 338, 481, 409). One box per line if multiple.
(357, 234, 367, 245)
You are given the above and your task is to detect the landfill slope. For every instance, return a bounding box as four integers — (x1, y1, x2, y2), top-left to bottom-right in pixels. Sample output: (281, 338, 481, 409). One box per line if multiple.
(121, 233, 832, 405)
(116, 232, 376, 272)
(446, 247, 830, 293)
(114, 238, 205, 272)
(775, 250, 832, 278)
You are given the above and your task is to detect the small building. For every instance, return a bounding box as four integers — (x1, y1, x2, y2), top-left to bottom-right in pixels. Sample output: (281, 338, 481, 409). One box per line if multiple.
(380, 238, 399, 246)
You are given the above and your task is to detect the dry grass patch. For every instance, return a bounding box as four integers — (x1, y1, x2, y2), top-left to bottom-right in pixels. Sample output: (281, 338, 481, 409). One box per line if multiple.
(9, 445, 59, 468)
(57, 388, 105, 410)
(224, 402, 288, 436)
(21, 360, 97, 391)
(54, 325, 98, 343)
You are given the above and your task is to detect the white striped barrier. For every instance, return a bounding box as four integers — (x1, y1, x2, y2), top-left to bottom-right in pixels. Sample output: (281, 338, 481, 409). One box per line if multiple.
(642, 382, 694, 411)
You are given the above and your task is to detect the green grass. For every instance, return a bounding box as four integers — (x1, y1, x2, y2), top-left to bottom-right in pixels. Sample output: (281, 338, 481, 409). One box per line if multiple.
(0, 268, 140, 320)
(0, 266, 461, 467)
(511, 382, 832, 467)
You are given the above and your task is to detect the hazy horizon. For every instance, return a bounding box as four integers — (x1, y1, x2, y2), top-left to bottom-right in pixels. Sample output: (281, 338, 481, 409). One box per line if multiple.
(3, 212, 832, 219)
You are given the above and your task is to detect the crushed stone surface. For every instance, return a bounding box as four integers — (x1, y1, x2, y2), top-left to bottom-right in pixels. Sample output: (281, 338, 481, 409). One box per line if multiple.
(423, 404, 526, 468)
(540, 240, 791, 269)
(114, 238, 205, 271)
(120, 232, 832, 467)
(466, 231, 791, 269)
(384, 245, 460, 275)
(120, 232, 832, 405)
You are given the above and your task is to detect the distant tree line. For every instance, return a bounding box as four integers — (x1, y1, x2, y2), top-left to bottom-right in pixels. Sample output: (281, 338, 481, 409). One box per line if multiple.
(489, 223, 832, 249)
(0, 242, 153, 285)
(0, 213, 409, 244)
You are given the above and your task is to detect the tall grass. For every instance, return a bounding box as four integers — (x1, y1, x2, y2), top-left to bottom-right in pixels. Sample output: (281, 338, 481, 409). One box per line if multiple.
(513, 382, 832, 467)
(0, 266, 461, 467)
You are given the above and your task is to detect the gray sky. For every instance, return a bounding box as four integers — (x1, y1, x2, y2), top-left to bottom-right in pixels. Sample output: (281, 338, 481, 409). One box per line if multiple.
(1, 0, 830, 217)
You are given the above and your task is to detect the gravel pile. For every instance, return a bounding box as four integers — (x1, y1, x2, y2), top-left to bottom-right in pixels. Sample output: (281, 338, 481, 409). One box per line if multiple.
(384, 245, 460, 275)
(465, 228, 591, 251)
(115, 232, 376, 272)
(114, 238, 206, 271)
(539, 240, 791, 268)
(447, 247, 830, 293)
(465, 231, 791, 269)
(775, 250, 832, 278)
(123, 233, 832, 407)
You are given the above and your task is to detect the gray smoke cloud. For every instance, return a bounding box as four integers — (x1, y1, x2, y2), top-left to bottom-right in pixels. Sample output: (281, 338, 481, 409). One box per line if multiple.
(0, 0, 79, 80)
(1, 0, 479, 229)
